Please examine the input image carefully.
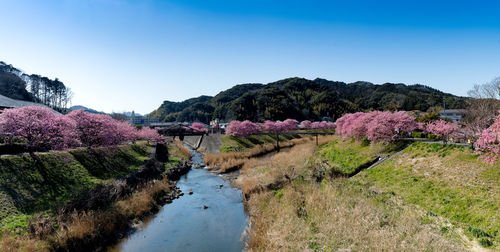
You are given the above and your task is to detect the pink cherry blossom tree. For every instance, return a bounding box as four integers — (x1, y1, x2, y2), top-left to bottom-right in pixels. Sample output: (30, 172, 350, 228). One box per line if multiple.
(475, 112, 499, 164)
(336, 111, 417, 142)
(189, 122, 208, 133)
(0, 106, 80, 151)
(67, 109, 138, 147)
(425, 120, 459, 142)
(281, 119, 299, 131)
(300, 120, 312, 130)
(137, 127, 163, 143)
(366, 111, 417, 142)
(225, 120, 260, 137)
(335, 112, 365, 136)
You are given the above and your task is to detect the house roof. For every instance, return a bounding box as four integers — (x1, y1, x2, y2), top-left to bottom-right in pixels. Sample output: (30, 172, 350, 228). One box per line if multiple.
(439, 109, 466, 114)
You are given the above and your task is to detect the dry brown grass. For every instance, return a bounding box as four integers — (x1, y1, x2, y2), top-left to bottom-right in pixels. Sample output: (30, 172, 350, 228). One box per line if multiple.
(237, 138, 467, 251)
(55, 177, 171, 248)
(396, 146, 499, 193)
(115, 178, 170, 217)
(205, 136, 335, 174)
(174, 140, 192, 158)
(247, 179, 465, 251)
(234, 135, 336, 195)
(0, 232, 49, 252)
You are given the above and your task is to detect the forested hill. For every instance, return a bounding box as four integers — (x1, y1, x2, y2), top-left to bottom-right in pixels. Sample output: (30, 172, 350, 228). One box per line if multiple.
(0, 61, 71, 109)
(150, 77, 467, 123)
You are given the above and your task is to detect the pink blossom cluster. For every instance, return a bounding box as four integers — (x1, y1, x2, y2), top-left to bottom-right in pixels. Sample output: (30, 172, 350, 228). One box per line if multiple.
(226, 119, 336, 138)
(336, 111, 417, 142)
(0, 106, 80, 150)
(475, 113, 500, 165)
(226, 120, 261, 137)
(188, 122, 208, 133)
(300, 120, 336, 130)
(424, 120, 459, 142)
(0, 107, 162, 151)
(261, 119, 299, 133)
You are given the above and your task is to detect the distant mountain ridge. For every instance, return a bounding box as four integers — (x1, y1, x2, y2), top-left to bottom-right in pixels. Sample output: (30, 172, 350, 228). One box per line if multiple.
(68, 105, 105, 114)
(150, 77, 467, 123)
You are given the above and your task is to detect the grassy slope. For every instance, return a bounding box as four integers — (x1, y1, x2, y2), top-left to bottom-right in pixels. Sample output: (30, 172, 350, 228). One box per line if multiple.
(220, 134, 302, 152)
(242, 139, 498, 249)
(353, 142, 500, 248)
(318, 138, 408, 175)
(242, 139, 466, 251)
(0, 143, 151, 231)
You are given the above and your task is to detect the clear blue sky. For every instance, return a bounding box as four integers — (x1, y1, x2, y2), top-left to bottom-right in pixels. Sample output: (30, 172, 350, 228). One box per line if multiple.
(0, 0, 499, 114)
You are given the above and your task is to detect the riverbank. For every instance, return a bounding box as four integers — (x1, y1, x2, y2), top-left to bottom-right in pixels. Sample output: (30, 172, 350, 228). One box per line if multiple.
(219, 136, 499, 250)
(0, 141, 192, 251)
(112, 147, 248, 251)
(204, 135, 313, 174)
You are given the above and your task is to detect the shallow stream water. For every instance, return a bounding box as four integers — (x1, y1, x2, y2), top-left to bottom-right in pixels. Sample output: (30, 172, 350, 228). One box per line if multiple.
(111, 148, 248, 252)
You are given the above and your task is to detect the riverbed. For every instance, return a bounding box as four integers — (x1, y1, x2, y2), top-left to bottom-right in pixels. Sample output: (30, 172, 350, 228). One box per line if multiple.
(111, 148, 248, 252)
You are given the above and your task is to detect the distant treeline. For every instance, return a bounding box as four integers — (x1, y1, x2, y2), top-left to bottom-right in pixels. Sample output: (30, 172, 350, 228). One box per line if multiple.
(150, 77, 467, 123)
(0, 61, 72, 110)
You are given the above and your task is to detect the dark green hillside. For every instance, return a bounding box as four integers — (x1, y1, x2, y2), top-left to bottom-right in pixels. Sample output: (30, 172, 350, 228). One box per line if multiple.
(150, 77, 467, 123)
(149, 95, 213, 120)
(314, 78, 466, 111)
(0, 61, 72, 109)
(0, 71, 35, 101)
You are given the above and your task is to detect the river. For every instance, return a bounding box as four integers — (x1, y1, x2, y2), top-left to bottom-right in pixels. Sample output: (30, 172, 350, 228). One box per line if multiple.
(111, 148, 248, 252)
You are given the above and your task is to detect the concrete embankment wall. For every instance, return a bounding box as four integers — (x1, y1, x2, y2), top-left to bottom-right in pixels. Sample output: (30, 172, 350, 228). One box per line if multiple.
(183, 134, 223, 154)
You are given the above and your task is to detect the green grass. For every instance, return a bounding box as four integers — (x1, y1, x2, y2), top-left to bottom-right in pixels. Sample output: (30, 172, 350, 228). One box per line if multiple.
(0, 143, 151, 231)
(220, 134, 302, 152)
(318, 139, 408, 175)
(353, 142, 500, 248)
(69, 143, 149, 180)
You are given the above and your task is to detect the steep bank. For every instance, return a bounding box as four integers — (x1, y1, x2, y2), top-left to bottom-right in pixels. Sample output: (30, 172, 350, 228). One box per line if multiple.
(0, 142, 192, 251)
(0, 143, 151, 222)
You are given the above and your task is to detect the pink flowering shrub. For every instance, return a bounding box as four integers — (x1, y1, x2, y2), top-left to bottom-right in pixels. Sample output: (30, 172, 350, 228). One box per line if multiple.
(0, 106, 80, 150)
(475, 113, 499, 164)
(425, 120, 459, 142)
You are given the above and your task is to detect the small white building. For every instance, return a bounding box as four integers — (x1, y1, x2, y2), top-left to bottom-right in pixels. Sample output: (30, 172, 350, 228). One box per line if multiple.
(128, 111, 160, 126)
(439, 109, 466, 123)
